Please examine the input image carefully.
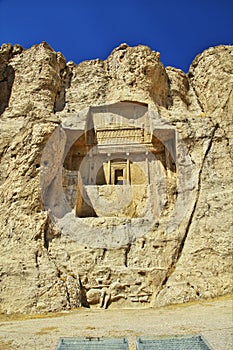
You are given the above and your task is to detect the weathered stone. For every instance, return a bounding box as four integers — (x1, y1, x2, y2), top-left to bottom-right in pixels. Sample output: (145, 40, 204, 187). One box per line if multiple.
(0, 42, 232, 314)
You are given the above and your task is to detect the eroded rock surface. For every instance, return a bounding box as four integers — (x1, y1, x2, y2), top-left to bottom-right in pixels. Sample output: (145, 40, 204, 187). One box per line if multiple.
(0, 42, 232, 314)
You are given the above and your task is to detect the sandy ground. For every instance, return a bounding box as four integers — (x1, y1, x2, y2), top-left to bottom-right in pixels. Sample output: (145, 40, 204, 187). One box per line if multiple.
(0, 296, 232, 350)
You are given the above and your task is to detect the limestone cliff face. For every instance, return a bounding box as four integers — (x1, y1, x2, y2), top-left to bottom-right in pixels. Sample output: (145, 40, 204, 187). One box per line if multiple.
(0, 42, 232, 314)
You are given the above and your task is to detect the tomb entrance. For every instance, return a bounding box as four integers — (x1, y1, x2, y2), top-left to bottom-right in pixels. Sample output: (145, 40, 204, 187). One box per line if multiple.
(62, 102, 176, 219)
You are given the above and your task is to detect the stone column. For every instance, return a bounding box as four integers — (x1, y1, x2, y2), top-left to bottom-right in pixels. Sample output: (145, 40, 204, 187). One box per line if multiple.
(75, 171, 84, 217)
(127, 157, 130, 184)
(107, 154, 111, 185)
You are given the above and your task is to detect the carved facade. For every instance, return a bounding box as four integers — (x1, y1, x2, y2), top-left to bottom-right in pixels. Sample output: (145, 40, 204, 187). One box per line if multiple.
(62, 102, 176, 219)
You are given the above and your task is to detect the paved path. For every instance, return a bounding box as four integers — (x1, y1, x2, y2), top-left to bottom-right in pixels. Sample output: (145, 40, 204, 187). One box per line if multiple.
(0, 297, 232, 349)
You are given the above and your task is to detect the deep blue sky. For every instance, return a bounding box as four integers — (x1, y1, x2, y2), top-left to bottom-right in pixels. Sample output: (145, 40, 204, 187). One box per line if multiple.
(0, 0, 232, 72)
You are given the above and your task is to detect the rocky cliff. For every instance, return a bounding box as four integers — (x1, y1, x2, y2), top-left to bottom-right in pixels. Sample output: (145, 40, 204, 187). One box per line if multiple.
(0, 42, 232, 314)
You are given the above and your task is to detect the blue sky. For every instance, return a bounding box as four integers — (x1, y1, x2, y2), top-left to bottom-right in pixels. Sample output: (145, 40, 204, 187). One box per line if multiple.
(0, 0, 232, 72)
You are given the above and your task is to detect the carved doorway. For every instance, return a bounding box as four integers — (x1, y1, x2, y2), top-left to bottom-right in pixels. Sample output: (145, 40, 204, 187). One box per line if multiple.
(114, 169, 124, 185)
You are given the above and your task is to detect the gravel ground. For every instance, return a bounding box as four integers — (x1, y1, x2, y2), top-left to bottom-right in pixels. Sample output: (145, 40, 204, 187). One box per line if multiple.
(0, 297, 232, 350)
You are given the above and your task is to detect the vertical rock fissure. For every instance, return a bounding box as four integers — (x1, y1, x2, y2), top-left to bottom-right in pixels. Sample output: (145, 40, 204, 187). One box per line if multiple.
(54, 65, 73, 113)
(43, 221, 50, 250)
(188, 76, 205, 113)
(124, 244, 131, 267)
(176, 123, 219, 259)
(157, 123, 219, 293)
(35, 250, 39, 270)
